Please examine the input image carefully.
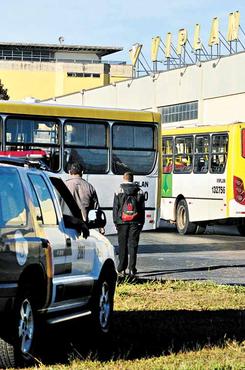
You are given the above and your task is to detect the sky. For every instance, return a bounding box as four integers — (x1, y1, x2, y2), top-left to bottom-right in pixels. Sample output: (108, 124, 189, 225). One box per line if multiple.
(2, 0, 245, 63)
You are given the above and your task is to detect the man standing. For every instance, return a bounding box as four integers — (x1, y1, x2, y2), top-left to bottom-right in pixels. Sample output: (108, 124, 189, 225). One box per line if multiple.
(113, 172, 145, 277)
(65, 162, 104, 234)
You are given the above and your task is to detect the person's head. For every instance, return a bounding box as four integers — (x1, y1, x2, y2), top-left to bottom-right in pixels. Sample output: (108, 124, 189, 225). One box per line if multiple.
(123, 172, 134, 182)
(69, 162, 83, 176)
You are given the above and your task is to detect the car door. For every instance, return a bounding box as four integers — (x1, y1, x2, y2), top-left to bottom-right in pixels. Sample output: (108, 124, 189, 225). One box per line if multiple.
(49, 176, 96, 279)
(27, 173, 77, 306)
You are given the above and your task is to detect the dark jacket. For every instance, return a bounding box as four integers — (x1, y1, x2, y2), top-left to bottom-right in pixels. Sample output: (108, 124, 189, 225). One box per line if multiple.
(113, 182, 145, 225)
(65, 175, 99, 221)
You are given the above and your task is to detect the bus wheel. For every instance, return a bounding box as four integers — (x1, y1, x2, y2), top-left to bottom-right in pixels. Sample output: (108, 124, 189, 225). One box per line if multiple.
(237, 225, 245, 236)
(176, 199, 197, 235)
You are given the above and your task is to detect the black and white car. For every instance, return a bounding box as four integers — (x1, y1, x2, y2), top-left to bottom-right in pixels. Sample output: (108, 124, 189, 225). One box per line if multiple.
(0, 159, 117, 368)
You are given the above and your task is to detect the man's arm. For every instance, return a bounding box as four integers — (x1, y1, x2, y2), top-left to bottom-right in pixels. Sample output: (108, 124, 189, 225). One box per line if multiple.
(113, 193, 119, 225)
(91, 189, 99, 210)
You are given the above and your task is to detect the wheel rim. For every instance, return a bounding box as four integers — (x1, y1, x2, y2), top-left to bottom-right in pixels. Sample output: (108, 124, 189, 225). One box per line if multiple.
(177, 204, 186, 230)
(18, 298, 34, 353)
(99, 282, 111, 331)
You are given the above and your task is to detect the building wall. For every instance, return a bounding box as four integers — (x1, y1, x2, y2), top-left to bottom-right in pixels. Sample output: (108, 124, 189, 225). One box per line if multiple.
(54, 51, 100, 61)
(0, 59, 132, 100)
(48, 51, 245, 126)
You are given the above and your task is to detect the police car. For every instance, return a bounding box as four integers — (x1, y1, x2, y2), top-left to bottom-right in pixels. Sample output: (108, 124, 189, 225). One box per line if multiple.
(0, 158, 117, 368)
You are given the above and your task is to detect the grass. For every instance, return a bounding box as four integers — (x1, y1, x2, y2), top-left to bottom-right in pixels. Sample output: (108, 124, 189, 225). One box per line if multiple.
(17, 281, 245, 370)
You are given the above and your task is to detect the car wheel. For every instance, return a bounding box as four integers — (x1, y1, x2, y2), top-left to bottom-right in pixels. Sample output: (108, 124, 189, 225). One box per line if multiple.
(0, 288, 37, 368)
(92, 272, 115, 334)
(176, 199, 197, 235)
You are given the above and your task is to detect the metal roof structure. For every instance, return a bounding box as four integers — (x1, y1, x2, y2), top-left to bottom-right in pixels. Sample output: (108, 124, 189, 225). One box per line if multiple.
(0, 41, 123, 57)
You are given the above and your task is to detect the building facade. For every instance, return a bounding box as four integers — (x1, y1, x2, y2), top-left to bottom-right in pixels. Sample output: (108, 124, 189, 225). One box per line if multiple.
(0, 42, 132, 100)
(46, 51, 245, 127)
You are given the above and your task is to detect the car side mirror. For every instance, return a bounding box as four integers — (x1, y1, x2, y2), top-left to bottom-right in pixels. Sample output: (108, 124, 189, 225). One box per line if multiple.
(63, 214, 85, 234)
(88, 209, 106, 229)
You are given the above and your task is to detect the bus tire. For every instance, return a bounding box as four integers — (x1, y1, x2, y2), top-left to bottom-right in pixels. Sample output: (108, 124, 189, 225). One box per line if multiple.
(176, 199, 197, 235)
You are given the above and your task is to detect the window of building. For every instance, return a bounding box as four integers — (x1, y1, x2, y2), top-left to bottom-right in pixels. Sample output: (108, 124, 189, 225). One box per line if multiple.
(160, 101, 198, 123)
(0, 48, 53, 62)
(67, 72, 101, 78)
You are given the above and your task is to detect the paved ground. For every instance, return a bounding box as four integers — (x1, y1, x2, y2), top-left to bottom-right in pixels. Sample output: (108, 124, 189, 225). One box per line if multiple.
(107, 223, 245, 285)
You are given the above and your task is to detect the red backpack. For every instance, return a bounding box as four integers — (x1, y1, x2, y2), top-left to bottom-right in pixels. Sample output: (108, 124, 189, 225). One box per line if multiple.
(121, 195, 139, 222)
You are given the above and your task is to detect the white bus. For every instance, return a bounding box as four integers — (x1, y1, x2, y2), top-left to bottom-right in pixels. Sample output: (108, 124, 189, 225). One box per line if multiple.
(161, 123, 245, 235)
(0, 101, 161, 233)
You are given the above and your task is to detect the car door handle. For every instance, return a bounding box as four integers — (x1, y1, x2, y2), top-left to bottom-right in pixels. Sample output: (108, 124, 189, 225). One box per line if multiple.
(66, 238, 71, 247)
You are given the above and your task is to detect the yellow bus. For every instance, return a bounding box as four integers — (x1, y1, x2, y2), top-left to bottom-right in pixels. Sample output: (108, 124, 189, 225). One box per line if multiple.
(0, 101, 161, 234)
(161, 122, 245, 235)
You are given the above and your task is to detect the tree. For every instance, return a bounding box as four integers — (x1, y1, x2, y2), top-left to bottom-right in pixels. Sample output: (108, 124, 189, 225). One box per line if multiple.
(0, 80, 9, 100)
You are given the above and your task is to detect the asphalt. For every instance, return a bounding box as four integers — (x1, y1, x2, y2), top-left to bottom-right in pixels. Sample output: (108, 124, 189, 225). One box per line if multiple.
(107, 223, 245, 285)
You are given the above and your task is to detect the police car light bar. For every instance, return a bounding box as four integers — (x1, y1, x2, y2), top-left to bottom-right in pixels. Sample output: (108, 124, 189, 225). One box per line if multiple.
(0, 149, 47, 158)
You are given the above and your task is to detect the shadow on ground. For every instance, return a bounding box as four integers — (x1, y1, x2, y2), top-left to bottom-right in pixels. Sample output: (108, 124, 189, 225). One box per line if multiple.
(36, 305, 245, 365)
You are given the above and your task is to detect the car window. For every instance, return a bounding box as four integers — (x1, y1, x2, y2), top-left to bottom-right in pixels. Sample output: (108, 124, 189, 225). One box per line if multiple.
(49, 176, 82, 219)
(28, 174, 57, 225)
(0, 167, 27, 227)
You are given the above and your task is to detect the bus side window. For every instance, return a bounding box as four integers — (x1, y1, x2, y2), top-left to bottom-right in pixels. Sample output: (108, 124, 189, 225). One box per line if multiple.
(210, 134, 228, 174)
(210, 154, 226, 173)
(163, 157, 173, 173)
(194, 155, 209, 173)
(194, 135, 210, 174)
(162, 137, 173, 173)
(174, 136, 193, 173)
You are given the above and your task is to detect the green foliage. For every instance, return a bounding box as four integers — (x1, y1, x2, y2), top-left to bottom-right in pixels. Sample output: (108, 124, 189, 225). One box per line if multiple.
(0, 79, 9, 100)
